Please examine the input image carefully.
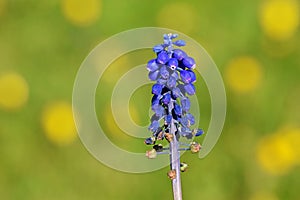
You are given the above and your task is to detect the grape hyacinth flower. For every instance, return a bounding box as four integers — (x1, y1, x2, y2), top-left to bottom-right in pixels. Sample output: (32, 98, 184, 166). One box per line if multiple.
(144, 33, 204, 200)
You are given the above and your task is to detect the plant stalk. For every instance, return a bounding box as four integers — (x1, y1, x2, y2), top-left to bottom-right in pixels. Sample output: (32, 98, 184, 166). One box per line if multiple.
(169, 102, 182, 200)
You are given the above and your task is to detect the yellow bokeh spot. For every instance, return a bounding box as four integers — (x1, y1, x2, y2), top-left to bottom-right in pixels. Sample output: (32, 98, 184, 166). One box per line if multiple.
(260, 0, 299, 41)
(256, 132, 297, 175)
(42, 101, 77, 145)
(225, 56, 263, 93)
(61, 0, 101, 26)
(156, 2, 198, 34)
(249, 192, 278, 200)
(282, 128, 300, 164)
(0, 72, 29, 111)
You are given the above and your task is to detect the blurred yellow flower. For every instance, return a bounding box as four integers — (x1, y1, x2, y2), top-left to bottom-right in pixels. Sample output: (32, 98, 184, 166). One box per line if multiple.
(0, 72, 29, 111)
(42, 101, 77, 145)
(156, 2, 198, 34)
(225, 56, 263, 93)
(259, 0, 299, 41)
(256, 131, 297, 175)
(283, 128, 300, 164)
(249, 192, 278, 200)
(61, 0, 101, 26)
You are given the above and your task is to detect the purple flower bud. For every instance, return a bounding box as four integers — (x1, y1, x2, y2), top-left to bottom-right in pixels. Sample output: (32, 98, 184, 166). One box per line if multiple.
(180, 127, 193, 139)
(151, 114, 159, 122)
(172, 87, 182, 99)
(194, 129, 204, 137)
(148, 120, 159, 132)
(170, 33, 178, 39)
(188, 70, 196, 83)
(152, 104, 165, 118)
(153, 45, 164, 53)
(181, 127, 192, 134)
(184, 84, 195, 95)
(167, 76, 176, 88)
(173, 40, 186, 47)
(171, 71, 179, 80)
(177, 84, 186, 95)
(147, 59, 159, 72)
(160, 66, 169, 79)
(181, 98, 190, 112)
(157, 78, 167, 85)
(165, 114, 172, 125)
(163, 34, 169, 40)
(152, 84, 163, 95)
(174, 103, 182, 116)
(180, 70, 192, 83)
(180, 116, 190, 127)
(164, 39, 172, 46)
(157, 51, 169, 64)
(173, 49, 187, 61)
(168, 58, 178, 70)
(151, 94, 161, 106)
(186, 113, 195, 125)
(144, 137, 155, 145)
(183, 57, 196, 69)
(148, 70, 159, 81)
(162, 93, 171, 105)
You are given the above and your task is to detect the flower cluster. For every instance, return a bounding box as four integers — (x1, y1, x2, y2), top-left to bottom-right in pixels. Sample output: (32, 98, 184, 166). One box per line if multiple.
(145, 33, 204, 152)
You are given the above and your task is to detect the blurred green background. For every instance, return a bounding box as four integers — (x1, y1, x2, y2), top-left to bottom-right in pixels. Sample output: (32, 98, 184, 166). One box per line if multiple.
(1, 0, 300, 199)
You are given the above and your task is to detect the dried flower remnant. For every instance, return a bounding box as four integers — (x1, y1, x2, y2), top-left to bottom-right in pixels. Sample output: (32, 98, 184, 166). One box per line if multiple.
(165, 133, 174, 142)
(146, 149, 157, 159)
(180, 163, 188, 172)
(190, 142, 201, 153)
(168, 170, 177, 180)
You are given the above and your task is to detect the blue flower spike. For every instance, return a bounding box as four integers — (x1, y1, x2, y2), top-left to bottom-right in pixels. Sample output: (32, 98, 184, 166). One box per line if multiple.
(145, 33, 205, 199)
